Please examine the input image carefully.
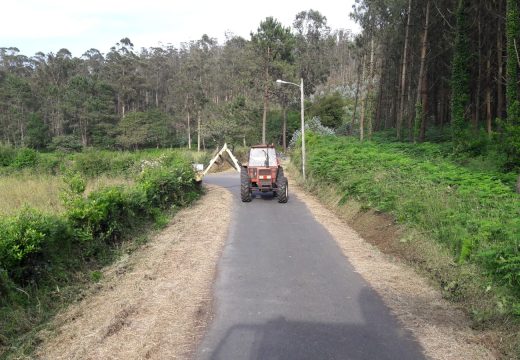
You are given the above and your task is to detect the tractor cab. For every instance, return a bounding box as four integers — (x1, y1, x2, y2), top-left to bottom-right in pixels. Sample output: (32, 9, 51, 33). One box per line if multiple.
(240, 144, 288, 203)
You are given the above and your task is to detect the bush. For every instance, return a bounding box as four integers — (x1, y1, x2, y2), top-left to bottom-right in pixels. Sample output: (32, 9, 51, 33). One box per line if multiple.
(49, 135, 83, 152)
(12, 148, 38, 169)
(0, 208, 72, 282)
(73, 150, 113, 177)
(0, 144, 16, 167)
(289, 117, 335, 149)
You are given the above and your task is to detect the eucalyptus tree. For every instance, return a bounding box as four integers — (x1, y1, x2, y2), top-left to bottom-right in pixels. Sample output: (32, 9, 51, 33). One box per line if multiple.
(251, 17, 294, 144)
(31, 48, 78, 137)
(293, 9, 333, 95)
(104, 38, 141, 117)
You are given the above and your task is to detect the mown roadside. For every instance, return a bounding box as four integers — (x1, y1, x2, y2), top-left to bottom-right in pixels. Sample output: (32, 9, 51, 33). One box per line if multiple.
(290, 133, 520, 358)
(0, 149, 205, 359)
(34, 184, 232, 360)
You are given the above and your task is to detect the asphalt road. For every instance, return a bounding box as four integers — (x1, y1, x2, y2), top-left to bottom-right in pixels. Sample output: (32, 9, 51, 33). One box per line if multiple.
(197, 172, 425, 360)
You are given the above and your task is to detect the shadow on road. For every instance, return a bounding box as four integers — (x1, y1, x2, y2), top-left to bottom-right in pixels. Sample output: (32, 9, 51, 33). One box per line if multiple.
(205, 288, 424, 360)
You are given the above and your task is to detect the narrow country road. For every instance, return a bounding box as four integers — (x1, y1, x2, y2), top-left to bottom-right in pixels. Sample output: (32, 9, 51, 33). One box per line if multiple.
(198, 173, 425, 360)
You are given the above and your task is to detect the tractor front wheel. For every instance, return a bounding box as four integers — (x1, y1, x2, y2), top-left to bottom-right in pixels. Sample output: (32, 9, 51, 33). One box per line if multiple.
(277, 177, 288, 203)
(240, 168, 252, 202)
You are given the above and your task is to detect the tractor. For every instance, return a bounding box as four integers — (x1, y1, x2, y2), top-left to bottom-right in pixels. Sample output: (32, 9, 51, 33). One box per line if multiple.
(240, 144, 288, 203)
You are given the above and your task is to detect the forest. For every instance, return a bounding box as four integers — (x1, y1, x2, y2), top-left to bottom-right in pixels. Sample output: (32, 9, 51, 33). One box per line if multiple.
(1, 0, 520, 357)
(1, 2, 519, 175)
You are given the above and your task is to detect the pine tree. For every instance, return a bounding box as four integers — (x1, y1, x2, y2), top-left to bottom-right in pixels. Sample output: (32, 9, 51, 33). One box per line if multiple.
(505, 0, 520, 171)
(451, 0, 471, 150)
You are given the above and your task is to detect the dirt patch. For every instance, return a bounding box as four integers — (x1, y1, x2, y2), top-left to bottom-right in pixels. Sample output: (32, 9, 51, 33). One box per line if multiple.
(34, 184, 232, 360)
(288, 176, 497, 360)
(349, 210, 402, 254)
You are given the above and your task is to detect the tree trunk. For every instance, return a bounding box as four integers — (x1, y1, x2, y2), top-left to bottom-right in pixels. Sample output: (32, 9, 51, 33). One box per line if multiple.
(420, 74, 429, 142)
(282, 106, 287, 151)
(406, 53, 414, 142)
(398, 0, 413, 140)
(415, 0, 430, 142)
(359, 55, 367, 141)
(262, 47, 270, 144)
(197, 111, 201, 153)
(156, 73, 160, 108)
(497, 0, 504, 119)
(187, 111, 191, 150)
(474, 4, 482, 131)
(375, 69, 384, 131)
(367, 38, 375, 140)
(486, 55, 493, 137)
(352, 57, 362, 129)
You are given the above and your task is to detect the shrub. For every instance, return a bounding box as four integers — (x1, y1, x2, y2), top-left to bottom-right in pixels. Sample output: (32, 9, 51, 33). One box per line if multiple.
(289, 117, 335, 149)
(49, 135, 83, 152)
(74, 151, 113, 177)
(0, 208, 72, 282)
(12, 148, 38, 169)
(0, 144, 16, 167)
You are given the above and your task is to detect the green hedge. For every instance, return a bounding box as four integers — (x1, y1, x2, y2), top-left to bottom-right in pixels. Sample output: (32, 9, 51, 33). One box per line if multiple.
(0, 146, 213, 181)
(294, 133, 520, 312)
(0, 158, 199, 285)
(0, 152, 201, 351)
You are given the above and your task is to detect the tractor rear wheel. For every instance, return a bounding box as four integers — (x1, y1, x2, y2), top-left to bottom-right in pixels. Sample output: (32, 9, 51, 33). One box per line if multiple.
(240, 168, 252, 202)
(277, 177, 288, 203)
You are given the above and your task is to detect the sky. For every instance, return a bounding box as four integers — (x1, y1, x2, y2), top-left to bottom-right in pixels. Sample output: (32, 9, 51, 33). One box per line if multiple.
(0, 0, 361, 57)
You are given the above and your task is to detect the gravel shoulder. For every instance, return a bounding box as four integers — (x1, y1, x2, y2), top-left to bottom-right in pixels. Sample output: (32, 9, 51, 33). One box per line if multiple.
(35, 184, 232, 360)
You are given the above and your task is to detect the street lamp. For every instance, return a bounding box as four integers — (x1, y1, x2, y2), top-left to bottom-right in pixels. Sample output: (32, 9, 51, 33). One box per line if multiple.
(276, 78, 305, 181)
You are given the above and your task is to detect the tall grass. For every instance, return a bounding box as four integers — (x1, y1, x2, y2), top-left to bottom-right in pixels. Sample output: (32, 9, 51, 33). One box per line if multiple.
(0, 176, 64, 216)
(0, 175, 134, 217)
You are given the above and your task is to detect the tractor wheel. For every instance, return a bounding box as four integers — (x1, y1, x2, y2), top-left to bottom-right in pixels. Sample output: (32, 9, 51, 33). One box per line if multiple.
(240, 168, 252, 202)
(278, 177, 288, 203)
(277, 167, 285, 180)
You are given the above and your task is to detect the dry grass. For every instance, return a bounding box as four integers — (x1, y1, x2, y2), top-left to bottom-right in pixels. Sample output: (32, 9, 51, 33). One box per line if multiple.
(84, 176, 134, 195)
(286, 166, 497, 360)
(0, 175, 65, 215)
(0, 175, 133, 216)
(35, 184, 232, 360)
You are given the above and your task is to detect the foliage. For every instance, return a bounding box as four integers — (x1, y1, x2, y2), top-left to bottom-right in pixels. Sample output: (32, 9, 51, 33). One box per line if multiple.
(450, 0, 471, 150)
(308, 92, 346, 129)
(116, 109, 173, 150)
(49, 135, 83, 152)
(289, 116, 335, 149)
(504, 0, 520, 169)
(12, 148, 38, 169)
(26, 113, 50, 149)
(294, 134, 520, 312)
(0, 150, 201, 353)
(0, 144, 16, 166)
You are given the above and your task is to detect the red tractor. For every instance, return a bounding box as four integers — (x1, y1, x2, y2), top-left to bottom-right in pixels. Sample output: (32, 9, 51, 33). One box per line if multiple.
(240, 144, 288, 203)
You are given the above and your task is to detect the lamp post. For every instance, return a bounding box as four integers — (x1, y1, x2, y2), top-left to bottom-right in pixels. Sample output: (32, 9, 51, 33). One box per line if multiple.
(276, 78, 305, 181)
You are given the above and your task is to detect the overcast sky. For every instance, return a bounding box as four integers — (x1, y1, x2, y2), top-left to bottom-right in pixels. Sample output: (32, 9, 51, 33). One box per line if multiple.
(0, 0, 360, 57)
